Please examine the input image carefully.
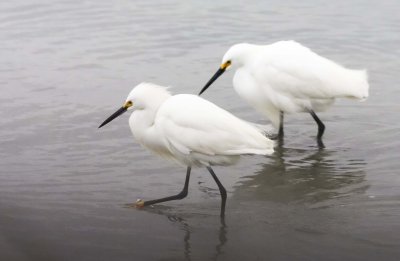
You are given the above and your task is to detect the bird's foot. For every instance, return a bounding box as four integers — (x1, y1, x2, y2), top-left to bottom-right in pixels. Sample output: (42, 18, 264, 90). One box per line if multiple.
(135, 199, 145, 208)
(124, 199, 145, 209)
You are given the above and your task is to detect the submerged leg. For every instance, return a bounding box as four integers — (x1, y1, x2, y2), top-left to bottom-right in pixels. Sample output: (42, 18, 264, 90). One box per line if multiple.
(309, 110, 325, 148)
(136, 166, 191, 207)
(269, 111, 284, 145)
(206, 166, 227, 218)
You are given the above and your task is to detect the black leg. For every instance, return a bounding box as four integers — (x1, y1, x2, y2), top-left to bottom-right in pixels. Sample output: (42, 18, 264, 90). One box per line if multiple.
(278, 111, 284, 146)
(136, 166, 191, 207)
(309, 110, 325, 148)
(206, 166, 227, 218)
(269, 111, 284, 145)
(278, 111, 284, 138)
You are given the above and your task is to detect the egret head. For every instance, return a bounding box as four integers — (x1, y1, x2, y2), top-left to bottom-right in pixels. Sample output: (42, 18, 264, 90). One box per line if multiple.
(98, 83, 171, 128)
(199, 43, 253, 95)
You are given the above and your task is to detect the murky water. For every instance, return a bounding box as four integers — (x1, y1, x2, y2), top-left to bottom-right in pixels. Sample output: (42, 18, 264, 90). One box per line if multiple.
(1, 0, 400, 260)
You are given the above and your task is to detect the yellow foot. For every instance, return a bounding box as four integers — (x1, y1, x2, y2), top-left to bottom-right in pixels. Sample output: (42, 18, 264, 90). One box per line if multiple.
(135, 199, 145, 208)
(124, 199, 145, 209)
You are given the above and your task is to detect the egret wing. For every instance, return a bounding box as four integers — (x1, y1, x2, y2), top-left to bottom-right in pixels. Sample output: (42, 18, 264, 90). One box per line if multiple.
(156, 94, 273, 157)
(253, 41, 367, 100)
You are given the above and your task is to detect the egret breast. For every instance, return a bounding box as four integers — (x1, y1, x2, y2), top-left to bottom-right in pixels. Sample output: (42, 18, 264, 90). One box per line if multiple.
(233, 68, 282, 127)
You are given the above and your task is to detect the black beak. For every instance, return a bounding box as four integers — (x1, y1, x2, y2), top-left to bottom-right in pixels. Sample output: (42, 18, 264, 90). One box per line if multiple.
(199, 67, 226, 95)
(98, 107, 127, 128)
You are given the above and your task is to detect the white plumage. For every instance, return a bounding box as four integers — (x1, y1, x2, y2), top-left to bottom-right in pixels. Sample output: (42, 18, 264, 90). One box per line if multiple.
(99, 82, 274, 216)
(200, 40, 369, 146)
(126, 83, 274, 166)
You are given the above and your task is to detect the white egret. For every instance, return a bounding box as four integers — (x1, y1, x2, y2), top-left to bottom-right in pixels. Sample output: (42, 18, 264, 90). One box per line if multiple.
(99, 83, 274, 217)
(199, 41, 369, 147)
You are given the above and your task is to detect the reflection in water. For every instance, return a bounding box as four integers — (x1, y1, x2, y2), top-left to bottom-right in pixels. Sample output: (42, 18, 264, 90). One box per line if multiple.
(213, 218, 227, 261)
(167, 215, 192, 261)
(127, 146, 368, 260)
(141, 207, 228, 261)
(234, 146, 368, 205)
(169, 214, 228, 261)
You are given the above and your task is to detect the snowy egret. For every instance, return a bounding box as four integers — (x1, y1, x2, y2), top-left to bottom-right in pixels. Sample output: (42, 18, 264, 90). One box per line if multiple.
(199, 41, 369, 147)
(99, 83, 274, 217)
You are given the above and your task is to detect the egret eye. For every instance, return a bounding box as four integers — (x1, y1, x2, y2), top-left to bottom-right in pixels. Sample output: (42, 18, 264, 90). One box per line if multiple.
(221, 60, 231, 70)
(124, 100, 133, 109)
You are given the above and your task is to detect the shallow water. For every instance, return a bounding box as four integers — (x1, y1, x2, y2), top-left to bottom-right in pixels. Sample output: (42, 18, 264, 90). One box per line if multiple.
(1, 0, 400, 260)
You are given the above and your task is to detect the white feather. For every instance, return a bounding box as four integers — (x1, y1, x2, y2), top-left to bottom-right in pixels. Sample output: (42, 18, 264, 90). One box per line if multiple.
(222, 41, 369, 127)
(127, 83, 274, 167)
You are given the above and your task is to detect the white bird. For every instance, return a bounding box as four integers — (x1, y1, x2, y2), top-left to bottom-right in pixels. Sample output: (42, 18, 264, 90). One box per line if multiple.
(99, 83, 274, 217)
(199, 41, 369, 147)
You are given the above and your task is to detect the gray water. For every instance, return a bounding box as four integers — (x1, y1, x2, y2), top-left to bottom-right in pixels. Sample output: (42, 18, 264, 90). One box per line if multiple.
(1, 0, 400, 260)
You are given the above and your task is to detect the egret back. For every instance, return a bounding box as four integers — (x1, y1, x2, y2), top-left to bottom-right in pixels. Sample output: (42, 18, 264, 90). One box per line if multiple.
(254, 41, 369, 101)
(228, 41, 369, 127)
(155, 94, 274, 166)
